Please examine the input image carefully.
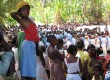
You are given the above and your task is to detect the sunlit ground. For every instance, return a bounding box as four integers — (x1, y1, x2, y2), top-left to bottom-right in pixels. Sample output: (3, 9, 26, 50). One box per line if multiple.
(76, 25, 110, 32)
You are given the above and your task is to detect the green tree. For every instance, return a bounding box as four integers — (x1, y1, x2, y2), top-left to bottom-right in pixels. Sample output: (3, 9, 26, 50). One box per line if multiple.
(1, 0, 110, 27)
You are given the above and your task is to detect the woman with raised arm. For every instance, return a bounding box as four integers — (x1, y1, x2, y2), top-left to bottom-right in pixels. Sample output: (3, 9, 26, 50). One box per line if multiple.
(11, 1, 39, 80)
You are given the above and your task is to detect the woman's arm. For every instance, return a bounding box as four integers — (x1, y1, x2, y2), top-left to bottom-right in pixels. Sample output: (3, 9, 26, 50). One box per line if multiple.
(10, 12, 26, 28)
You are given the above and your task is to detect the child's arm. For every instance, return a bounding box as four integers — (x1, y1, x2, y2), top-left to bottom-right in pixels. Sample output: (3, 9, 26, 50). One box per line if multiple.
(64, 60, 67, 74)
(79, 58, 83, 73)
(37, 49, 45, 67)
(106, 58, 110, 69)
(55, 50, 64, 61)
(83, 60, 88, 75)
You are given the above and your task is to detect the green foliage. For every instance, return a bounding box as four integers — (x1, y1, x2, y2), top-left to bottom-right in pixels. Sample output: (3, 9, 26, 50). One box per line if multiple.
(0, 0, 110, 27)
(0, 0, 22, 28)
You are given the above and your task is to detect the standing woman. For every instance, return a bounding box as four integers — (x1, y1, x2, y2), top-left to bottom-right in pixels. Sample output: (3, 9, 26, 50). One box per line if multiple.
(11, 1, 39, 80)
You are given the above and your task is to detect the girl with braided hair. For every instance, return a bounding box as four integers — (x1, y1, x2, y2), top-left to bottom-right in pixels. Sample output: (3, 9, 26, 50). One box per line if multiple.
(64, 45, 82, 80)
